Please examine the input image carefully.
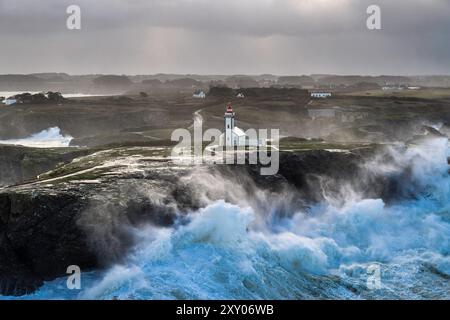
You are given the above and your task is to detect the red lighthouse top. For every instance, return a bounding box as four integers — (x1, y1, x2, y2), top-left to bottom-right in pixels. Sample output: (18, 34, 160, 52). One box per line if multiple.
(226, 103, 233, 113)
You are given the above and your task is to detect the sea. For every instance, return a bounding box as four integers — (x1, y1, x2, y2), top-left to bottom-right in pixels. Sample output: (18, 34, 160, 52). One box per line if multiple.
(1, 136, 449, 300)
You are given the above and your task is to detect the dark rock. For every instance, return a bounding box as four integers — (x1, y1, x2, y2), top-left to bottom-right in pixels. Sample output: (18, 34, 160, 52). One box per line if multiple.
(0, 233, 43, 296)
(0, 190, 97, 295)
(0, 146, 90, 187)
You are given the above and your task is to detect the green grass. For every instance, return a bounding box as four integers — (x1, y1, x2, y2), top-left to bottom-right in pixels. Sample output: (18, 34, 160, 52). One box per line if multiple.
(279, 140, 375, 151)
(343, 88, 450, 99)
(37, 146, 171, 182)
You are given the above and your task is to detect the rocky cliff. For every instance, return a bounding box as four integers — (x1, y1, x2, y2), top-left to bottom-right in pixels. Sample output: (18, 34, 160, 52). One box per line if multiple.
(0, 146, 89, 187)
(0, 145, 409, 296)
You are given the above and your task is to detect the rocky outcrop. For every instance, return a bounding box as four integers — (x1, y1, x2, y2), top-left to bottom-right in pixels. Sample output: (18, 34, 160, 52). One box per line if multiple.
(0, 191, 94, 296)
(0, 152, 193, 296)
(0, 146, 402, 296)
(0, 146, 89, 187)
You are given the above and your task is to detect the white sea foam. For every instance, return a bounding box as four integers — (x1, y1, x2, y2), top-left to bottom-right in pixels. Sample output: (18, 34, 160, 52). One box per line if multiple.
(0, 91, 107, 99)
(0, 127, 73, 148)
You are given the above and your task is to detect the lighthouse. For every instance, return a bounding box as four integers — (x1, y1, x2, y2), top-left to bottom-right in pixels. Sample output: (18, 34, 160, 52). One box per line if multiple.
(220, 103, 247, 147)
(224, 103, 235, 146)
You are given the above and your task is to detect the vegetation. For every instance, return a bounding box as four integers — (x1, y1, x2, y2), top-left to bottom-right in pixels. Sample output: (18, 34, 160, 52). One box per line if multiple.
(93, 75, 133, 87)
(342, 88, 450, 99)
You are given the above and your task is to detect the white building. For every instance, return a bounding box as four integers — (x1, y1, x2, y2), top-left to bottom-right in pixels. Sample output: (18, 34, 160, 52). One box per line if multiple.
(341, 111, 369, 123)
(310, 92, 332, 98)
(236, 92, 245, 98)
(219, 103, 263, 147)
(382, 86, 404, 91)
(193, 90, 206, 99)
(308, 108, 338, 120)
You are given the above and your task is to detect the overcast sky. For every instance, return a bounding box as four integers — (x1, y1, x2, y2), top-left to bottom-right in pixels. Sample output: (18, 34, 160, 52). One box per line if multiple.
(0, 0, 449, 75)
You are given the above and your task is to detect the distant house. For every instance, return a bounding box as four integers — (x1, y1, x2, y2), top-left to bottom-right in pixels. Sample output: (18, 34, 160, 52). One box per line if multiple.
(308, 107, 368, 123)
(310, 92, 332, 98)
(308, 108, 338, 120)
(341, 111, 369, 123)
(382, 86, 405, 91)
(236, 92, 245, 99)
(193, 90, 206, 99)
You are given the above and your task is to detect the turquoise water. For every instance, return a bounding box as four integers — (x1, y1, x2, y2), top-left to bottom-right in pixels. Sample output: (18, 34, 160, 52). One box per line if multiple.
(5, 138, 450, 300)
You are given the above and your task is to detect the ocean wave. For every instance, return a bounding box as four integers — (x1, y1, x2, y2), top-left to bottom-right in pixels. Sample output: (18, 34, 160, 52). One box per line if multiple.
(8, 138, 450, 300)
(0, 127, 73, 148)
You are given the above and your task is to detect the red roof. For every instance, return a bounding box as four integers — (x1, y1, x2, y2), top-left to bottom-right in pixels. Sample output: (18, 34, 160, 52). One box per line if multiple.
(226, 103, 233, 113)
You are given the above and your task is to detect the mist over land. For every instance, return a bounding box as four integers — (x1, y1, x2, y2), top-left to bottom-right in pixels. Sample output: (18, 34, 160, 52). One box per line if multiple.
(1, 72, 450, 94)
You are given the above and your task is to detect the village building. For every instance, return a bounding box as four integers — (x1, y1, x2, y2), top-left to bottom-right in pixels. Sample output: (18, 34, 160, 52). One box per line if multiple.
(310, 92, 332, 98)
(308, 108, 339, 120)
(382, 86, 405, 91)
(193, 90, 206, 99)
(341, 111, 369, 123)
(308, 106, 369, 123)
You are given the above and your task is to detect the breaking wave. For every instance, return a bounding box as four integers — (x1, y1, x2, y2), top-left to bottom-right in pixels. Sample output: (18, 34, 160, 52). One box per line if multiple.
(0, 127, 73, 148)
(0, 92, 107, 99)
(9, 138, 450, 300)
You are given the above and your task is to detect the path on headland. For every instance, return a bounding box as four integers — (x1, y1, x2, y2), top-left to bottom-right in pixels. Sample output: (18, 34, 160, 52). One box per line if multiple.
(189, 109, 204, 129)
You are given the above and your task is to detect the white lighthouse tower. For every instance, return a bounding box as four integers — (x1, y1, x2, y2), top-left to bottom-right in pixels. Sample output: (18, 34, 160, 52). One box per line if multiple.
(219, 103, 248, 147)
(224, 103, 235, 146)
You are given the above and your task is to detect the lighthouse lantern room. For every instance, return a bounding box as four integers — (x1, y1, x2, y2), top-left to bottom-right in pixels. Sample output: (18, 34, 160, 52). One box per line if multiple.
(224, 103, 235, 146)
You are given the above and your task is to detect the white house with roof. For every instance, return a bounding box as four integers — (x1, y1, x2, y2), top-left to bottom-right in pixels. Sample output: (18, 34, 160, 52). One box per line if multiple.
(310, 92, 332, 98)
(308, 108, 338, 120)
(193, 90, 206, 99)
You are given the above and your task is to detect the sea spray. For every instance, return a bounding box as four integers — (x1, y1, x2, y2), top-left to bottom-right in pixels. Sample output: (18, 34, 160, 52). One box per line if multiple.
(5, 137, 450, 300)
(0, 127, 73, 148)
(25, 195, 450, 299)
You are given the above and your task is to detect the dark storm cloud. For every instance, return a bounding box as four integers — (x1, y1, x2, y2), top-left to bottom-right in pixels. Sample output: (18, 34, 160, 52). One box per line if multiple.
(0, 0, 449, 75)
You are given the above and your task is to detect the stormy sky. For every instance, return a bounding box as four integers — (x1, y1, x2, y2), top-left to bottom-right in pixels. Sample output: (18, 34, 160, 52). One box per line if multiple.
(0, 0, 449, 75)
